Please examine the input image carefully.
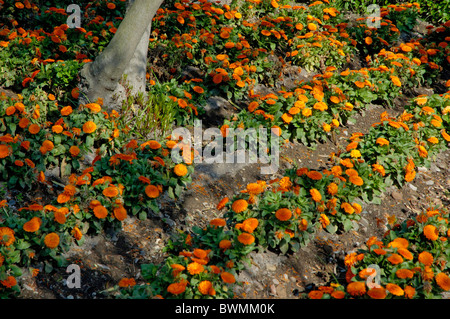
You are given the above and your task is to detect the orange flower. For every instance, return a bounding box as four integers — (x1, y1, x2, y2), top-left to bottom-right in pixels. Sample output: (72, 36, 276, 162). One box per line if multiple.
(365, 37, 373, 45)
(306, 170, 322, 180)
(221, 271, 236, 284)
(0, 145, 11, 159)
(174, 163, 188, 177)
(118, 277, 136, 288)
(376, 137, 389, 146)
(216, 197, 229, 210)
(69, 145, 80, 157)
(275, 208, 292, 221)
(219, 239, 232, 250)
(28, 123, 40, 134)
(44, 232, 60, 249)
(210, 218, 226, 227)
(347, 281, 366, 297)
(85, 103, 101, 113)
(242, 218, 259, 233)
(198, 280, 214, 295)
(308, 290, 323, 299)
(327, 182, 338, 196)
(72, 227, 83, 240)
(1, 276, 17, 288)
(367, 287, 386, 299)
(390, 75, 401, 87)
(404, 285, 416, 299)
(145, 185, 160, 198)
(423, 224, 439, 241)
(436, 272, 450, 291)
(231, 199, 248, 213)
(387, 253, 403, 265)
(113, 205, 127, 221)
(54, 209, 67, 224)
(167, 281, 187, 295)
(23, 217, 42, 232)
(93, 205, 108, 219)
(319, 213, 330, 228)
(187, 262, 204, 275)
(237, 233, 255, 245)
(418, 251, 433, 266)
(0, 227, 15, 246)
(103, 186, 119, 198)
(396, 269, 414, 279)
(82, 121, 97, 134)
(310, 188, 322, 202)
(386, 283, 404, 296)
(307, 23, 317, 31)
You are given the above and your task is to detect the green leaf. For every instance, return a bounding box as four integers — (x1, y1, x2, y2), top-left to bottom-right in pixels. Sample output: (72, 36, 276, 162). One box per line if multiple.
(326, 224, 338, 234)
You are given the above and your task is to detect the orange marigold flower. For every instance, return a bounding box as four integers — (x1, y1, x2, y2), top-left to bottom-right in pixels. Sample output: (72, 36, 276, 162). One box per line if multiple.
(82, 121, 97, 134)
(306, 170, 322, 180)
(237, 233, 255, 245)
(28, 123, 40, 134)
(396, 269, 414, 279)
(0, 145, 11, 159)
(216, 197, 229, 210)
(347, 281, 366, 297)
(103, 186, 119, 198)
(187, 262, 204, 275)
(174, 163, 188, 177)
(386, 283, 404, 296)
(423, 224, 439, 241)
(219, 239, 232, 250)
(1, 276, 17, 288)
(242, 215, 259, 232)
(72, 227, 83, 241)
(69, 145, 80, 157)
(436, 272, 450, 291)
(167, 281, 187, 295)
(331, 290, 346, 299)
(0, 227, 15, 246)
(221, 271, 236, 284)
(367, 287, 387, 299)
(308, 290, 323, 299)
(44, 232, 60, 249)
(118, 277, 136, 288)
(198, 280, 214, 295)
(23, 217, 41, 232)
(145, 185, 160, 198)
(275, 208, 292, 221)
(60, 105, 73, 116)
(231, 199, 248, 213)
(113, 205, 127, 221)
(388, 237, 409, 249)
(93, 205, 108, 219)
(210, 218, 226, 227)
(387, 253, 403, 265)
(404, 285, 416, 299)
(310, 188, 322, 202)
(418, 251, 433, 266)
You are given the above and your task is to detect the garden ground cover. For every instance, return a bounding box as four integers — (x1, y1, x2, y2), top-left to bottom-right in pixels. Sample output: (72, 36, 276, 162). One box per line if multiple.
(0, 0, 450, 299)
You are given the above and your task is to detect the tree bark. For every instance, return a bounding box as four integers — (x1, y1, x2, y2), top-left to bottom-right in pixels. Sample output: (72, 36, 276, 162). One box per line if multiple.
(78, 0, 163, 111)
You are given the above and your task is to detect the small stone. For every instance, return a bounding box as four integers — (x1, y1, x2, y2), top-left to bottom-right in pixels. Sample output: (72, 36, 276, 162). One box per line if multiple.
(273, 279, 280, 285)
(418, 167, 428, 173)
(391, 190, 403, 201)
(266, 264, 277, 272)
(270, 284, 277, 296)
(408, 184, 418, 191)
(425, 180, 434, 186)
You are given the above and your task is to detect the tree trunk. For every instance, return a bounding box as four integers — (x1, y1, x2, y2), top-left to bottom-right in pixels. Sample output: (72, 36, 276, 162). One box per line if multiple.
(78, 0, 163, 111)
